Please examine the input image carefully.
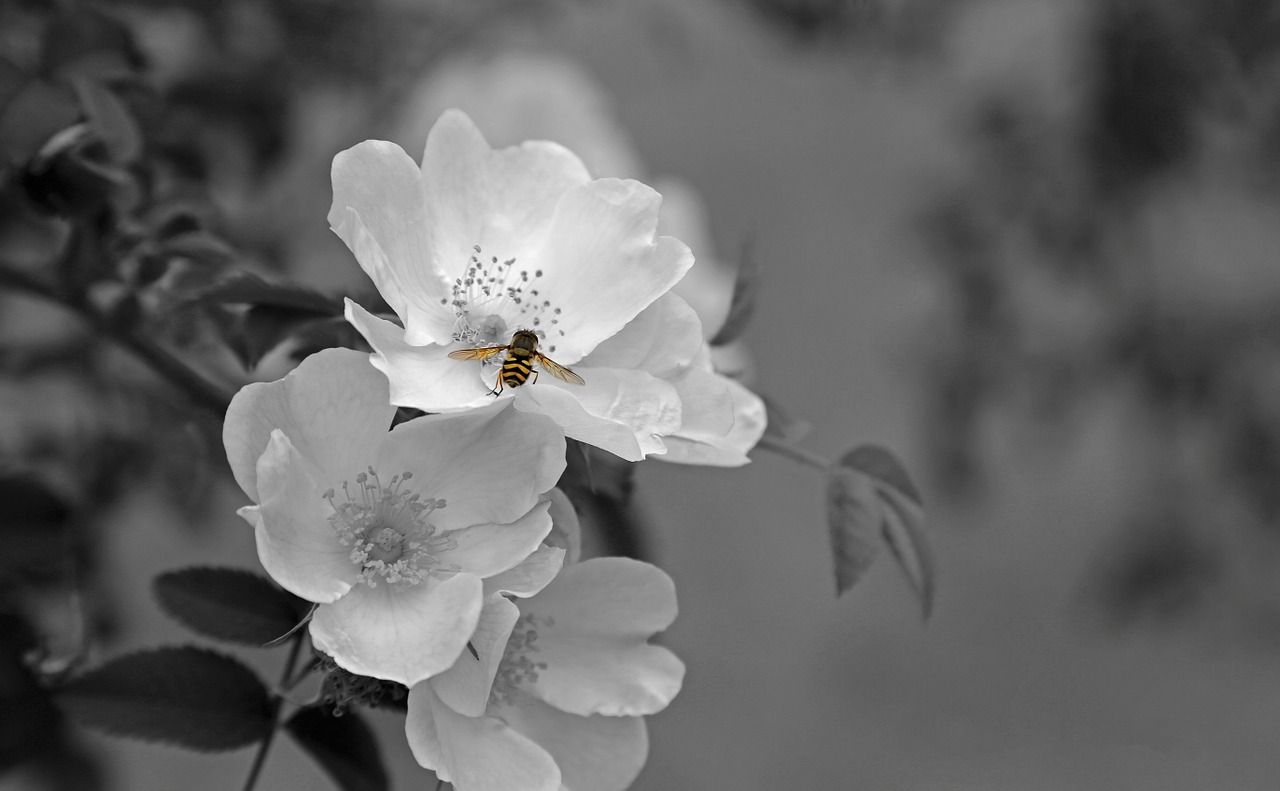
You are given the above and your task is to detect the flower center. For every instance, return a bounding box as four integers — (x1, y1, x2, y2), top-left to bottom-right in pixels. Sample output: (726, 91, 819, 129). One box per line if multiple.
(322, 467, 457, 587)
(446, 245, 565, 356)
(491, 612, 555, 705)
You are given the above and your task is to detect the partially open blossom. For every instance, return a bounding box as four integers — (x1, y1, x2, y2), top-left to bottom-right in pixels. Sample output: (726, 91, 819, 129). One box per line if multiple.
(405, 558, 683, 791)
(223, 348, 565, 687)
(332, 109, 739, 462)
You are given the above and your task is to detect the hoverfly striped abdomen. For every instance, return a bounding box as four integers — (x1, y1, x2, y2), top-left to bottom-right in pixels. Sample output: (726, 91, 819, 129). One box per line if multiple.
(447, 328, 585, 396)
(500, 348, 535, 389)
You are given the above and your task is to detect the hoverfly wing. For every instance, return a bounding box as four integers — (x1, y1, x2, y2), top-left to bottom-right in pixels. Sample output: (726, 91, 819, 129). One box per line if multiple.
(447, 345, 508, 361)
(535, 353, 585, 385)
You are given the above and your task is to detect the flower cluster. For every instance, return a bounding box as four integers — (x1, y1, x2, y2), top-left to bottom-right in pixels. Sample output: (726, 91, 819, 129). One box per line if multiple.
(224, 108, 764, 789)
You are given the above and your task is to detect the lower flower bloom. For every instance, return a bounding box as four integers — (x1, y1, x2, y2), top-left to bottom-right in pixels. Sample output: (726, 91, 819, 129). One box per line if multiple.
(405, 558, 684, 791)
(223, 348, 566, 687)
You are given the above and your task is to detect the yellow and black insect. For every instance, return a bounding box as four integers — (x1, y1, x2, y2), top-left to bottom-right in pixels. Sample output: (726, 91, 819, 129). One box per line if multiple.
(448, 330, 585, 396)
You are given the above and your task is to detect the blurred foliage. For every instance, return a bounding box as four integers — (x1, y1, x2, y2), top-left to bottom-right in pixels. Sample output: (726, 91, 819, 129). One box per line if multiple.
(908, 0, 1280, 627)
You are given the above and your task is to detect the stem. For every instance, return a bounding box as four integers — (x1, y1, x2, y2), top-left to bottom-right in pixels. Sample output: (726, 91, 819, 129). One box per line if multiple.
(241, 634, 306, 791)
(757, 434, 830, 471)
(0, 266, 234, 417)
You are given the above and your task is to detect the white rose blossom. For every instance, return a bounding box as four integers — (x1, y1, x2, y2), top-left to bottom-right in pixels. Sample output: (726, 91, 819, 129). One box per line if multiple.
(405, 557, 684, 791)
(331, 109, 742, 462)
(223, 347, 565, 687)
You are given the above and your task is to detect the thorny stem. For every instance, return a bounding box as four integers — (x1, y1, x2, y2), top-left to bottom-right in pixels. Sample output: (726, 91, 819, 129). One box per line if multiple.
(757, 433, 830, 471)
(241, 633, 306, 791)
(0, 265, 234, 417)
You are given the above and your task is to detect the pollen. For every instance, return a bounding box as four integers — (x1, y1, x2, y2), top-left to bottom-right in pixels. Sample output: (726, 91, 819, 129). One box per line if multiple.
(449, 245, 563, 347)
(491, 612, 556, 706)
(323, 467, 458, 587)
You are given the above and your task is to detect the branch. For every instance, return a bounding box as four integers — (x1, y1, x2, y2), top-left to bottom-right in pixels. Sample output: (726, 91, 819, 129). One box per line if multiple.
(0, 266, 234, 418)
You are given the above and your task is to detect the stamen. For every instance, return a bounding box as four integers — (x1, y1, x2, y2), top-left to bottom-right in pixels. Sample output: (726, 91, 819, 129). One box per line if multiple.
(448, 245, 564, 346)
(491, 613, 555, 706)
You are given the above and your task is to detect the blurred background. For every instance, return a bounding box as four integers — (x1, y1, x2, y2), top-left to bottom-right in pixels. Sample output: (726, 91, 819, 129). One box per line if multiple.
(5, 0, 1280, 788)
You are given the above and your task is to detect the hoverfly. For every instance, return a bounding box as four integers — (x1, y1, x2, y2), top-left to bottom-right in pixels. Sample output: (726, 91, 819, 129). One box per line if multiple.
(448, 329, 584, 395)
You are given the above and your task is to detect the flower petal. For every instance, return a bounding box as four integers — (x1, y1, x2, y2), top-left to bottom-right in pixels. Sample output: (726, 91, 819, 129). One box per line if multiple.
(545, 487, 582, 567)
(249, 430, 357, 603)
(436, 499, 553, 578)
(223, 348, 394, 503)
(501, 698, 649, 791)
(578, 293, 704, 374)
(377, 402, 565, 532)
(421, 109, 592, 285)
(405, 683, 560, 791)
(430, 594, 520, 717)
(527, 178, 694, 362)
(482, 544, 565, 599)
(667, 365, 734, 440)
(345, 299, 493, 411)
(331, 141, 459, 347)
(655, 176, 734, 340)
(518, 558, 684, 716)
(310, 571, 483, 686)
(513, 369, 681, 461)
(661, 376, 767, 467)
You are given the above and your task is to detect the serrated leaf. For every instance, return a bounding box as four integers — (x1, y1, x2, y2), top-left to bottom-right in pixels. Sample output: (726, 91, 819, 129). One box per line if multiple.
(57, 647, 273, 751)
(286, 705, 387, 791)
(839, 445, 922, 506)
(710, 235, 762, 346)
(153, 567, 309, 646)
(877, 483, 936, 617)
(826, 466, 883, 596)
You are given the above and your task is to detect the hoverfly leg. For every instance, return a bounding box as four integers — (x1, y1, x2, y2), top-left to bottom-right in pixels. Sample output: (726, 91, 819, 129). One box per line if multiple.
(488, 370, 504, 397)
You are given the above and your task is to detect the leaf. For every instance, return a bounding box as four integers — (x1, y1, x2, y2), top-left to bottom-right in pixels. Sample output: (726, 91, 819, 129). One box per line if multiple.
(194, 271, 341, 314)
(710, 234, 761, 346)
(286, 705, 388, 791)
(760, 394, 811, 444)
(153, 567, 310, 646)
(825, 466, 883, 596)
(57, 647, 273, 751)
(877, 483, 936, 617)
(71, 79, 140, 163)
(839, 445, 923, 506)
(838, 445, 935, 615)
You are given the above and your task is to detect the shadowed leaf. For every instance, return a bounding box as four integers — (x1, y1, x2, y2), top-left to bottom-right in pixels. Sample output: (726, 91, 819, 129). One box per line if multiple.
(153, 567, 310, 646)
(878, 484, 936, 617)
(826, 465, 883, 596)
(57, 647, 273, 751)
(286, 705, 387, 791)
(710, 235, 761, 346)
(839, 444, 922, 505)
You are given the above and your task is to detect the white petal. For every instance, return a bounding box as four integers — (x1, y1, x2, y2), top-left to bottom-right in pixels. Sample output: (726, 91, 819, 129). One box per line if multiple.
(655, 176, 734, 340)
(577, 293, 704, 375)
(667, 365, 735, 440)
(483, 544, 565, 599)
(545, 487, 582, 567)
(518, 559, 684, 715)
(436, 500, 553, 578)
(527, 637, 684, 717)
(345, 299, 494, 411)
(524, 558, 678, 637)
(378, 402, 565, 532)
(309, 572, 483, 687)
(527, 179, 694, 362)
(661, 377, 767, 467)
(513, 369, 681, 461)
(501, 698, 649, 791)
(250, 431, 356, 603)
(430, 594, 520, 717)
(405, 683, 560, 791)
(421, 109, 591, 284)
(223, 348, 393, 503)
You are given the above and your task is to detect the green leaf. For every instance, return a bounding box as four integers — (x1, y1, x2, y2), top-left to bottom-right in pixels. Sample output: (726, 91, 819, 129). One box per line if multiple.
(839, 445, 922, 506)
(710, 234, 761, 346)
(57, 647, 273, 751)
(153, 567, 309, 646)
(825, 466, 883, 596)
(286, 705, 388, 791)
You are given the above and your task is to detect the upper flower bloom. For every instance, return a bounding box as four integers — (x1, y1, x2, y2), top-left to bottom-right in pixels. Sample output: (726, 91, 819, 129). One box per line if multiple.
(405, 557, 684, 791)
(331, 109, 733, 461)
(223, 348, 565, 687)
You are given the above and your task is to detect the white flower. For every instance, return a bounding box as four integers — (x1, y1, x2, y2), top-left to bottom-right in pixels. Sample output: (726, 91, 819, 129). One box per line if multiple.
(223, 348, 565, 687)
(392, 59, 768, 466)
(405, 558, 684, 791)
(331, 109, 737, 462)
